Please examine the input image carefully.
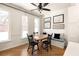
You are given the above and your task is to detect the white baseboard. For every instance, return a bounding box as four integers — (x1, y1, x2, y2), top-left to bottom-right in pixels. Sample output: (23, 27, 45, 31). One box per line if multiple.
(0, 42, 26, 51)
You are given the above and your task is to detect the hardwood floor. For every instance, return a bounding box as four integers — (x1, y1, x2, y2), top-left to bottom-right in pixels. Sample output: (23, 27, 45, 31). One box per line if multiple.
(0, 44, 65, 56)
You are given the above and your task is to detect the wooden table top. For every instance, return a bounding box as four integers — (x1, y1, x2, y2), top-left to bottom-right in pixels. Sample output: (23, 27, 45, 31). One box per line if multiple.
(34, 35, 48, 41)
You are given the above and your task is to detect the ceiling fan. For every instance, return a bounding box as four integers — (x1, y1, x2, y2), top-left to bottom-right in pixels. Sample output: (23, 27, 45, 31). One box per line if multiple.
(31, 3, 51, 13)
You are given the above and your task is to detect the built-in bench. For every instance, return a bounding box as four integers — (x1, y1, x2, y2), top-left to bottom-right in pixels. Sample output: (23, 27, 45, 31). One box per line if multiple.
(51, 33, 66, 49)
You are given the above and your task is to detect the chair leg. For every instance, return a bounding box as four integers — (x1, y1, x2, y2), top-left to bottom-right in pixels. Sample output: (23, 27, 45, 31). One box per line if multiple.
(50, 44, 52, 49)
(41, 43, 44, 48)
(45, 44, 48, 52)
(27, 45, 30, 51)
(37, 44, 39, 50)
(46, 44, 48, 52)
(32, 46, 34, 55)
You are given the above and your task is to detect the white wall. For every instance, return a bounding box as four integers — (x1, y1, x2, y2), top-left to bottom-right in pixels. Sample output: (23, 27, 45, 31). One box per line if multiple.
(0, 4, 38, 51)
(42, 4, 79, 43)
(43, 4, 79, 43)
(40, 8, 68, 48)
(43, 8, 68, 38)
(67, 5, 79, 43)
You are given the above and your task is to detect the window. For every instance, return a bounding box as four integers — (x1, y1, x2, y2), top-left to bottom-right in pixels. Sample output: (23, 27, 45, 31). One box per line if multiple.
(0, 10, 9, 42)
(34, 17, 40, 33)
(22, 15, 28, 38)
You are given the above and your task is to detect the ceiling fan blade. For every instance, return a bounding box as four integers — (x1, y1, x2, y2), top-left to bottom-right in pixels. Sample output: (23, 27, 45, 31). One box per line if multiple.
(42, 8, 50, 11)
(31, 3, 37, 7)
(43, 3, 49, 7)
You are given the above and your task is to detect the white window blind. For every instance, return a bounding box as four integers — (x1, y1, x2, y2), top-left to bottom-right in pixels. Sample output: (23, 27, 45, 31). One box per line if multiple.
(22, 15, 28, 38)
(0, 10, 9, 42)
(34, 17, 40, 33)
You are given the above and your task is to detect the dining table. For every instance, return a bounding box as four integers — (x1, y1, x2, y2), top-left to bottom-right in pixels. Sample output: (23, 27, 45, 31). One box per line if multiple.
(34, 34, 48, 41)
(33, 34, 48, 49)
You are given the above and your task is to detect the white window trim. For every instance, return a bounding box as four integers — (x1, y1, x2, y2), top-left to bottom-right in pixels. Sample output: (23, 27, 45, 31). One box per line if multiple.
(22, 15, 28, 39)
(0, 10, 9, 43)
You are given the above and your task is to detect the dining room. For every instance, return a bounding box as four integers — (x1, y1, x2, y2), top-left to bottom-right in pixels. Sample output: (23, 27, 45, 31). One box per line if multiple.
(0, 3, 79, 56)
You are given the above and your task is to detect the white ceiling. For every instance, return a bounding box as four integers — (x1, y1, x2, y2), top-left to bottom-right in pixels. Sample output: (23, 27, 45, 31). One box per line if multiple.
(13, 3, 71, 15)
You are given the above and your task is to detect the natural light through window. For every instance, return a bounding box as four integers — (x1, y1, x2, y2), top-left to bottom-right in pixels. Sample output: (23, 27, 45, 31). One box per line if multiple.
(34, 17, 40, 33)
(0, 10, 9, 42)
(22, 15, 28, 38)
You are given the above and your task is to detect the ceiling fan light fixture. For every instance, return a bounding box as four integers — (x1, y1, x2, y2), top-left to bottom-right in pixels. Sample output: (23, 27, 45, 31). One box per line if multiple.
(39, 9, 42, 13)
(31, 3, 50, 14)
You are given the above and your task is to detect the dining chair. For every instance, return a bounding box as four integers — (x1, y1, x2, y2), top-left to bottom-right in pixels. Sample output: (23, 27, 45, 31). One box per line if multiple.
(42, 34, 52, 51)
(33, 32, 38, 35)
(43, 32, 47, 35)
(27, 34, 39, 54)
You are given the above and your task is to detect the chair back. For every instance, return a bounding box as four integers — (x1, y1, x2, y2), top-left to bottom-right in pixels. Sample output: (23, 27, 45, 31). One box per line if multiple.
(47, 34, 52, 43)
(27, 34, 33, 45)
(33, 32, 38, 35)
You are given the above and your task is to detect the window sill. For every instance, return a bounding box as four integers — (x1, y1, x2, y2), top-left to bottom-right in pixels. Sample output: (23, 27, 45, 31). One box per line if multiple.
(21, 36, 27, 39)
(0, 40, 11, 43)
